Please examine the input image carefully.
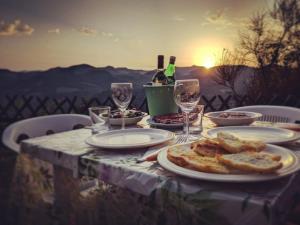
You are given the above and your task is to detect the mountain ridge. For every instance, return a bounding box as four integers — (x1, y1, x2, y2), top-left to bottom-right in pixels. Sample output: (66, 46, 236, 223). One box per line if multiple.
(0, 64, 253, 100)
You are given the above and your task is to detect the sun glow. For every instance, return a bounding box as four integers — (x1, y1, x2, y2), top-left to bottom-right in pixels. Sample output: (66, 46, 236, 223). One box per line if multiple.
(193, 49, 217, 69)
(202, 56, 215, 69)
(189, 39, 232, 69)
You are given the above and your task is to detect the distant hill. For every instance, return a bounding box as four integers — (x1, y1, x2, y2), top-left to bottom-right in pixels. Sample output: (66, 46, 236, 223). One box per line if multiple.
(0, 64, 254, 103)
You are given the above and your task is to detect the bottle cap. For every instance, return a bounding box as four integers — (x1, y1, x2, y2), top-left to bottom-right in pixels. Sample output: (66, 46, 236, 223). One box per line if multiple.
(157, 55, 164, 69)
(170, 56, 176, 64)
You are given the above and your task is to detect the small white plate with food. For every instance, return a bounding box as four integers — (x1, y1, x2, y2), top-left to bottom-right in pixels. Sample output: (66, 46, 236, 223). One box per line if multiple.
(157, 133, 299, 182)
(205, 111, 262, 126)
(85, 128, 174, 149)
(101, 109, 147, 126)
(148, 113, 198, 128)
(204, 127, 300, 145)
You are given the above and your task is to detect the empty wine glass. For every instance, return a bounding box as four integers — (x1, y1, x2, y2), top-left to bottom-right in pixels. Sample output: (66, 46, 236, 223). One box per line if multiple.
(174, 79, 200, 141)
(111, 83, 133, 129)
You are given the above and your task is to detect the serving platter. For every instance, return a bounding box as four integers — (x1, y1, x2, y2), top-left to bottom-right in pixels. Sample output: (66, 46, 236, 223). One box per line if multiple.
(147, 118, 185, 128)
(157, 143, 299, 182)
(100, 111, 147, 126)
(205, 111, 262, 126)
(85, 128, 174, 149)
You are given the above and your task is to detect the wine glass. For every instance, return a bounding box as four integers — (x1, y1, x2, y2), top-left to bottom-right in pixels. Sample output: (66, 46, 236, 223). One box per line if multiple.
(111, 83, 133, 129)
(174, 79, 200, 141)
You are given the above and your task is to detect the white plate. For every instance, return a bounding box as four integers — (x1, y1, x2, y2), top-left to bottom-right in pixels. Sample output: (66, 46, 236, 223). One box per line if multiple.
(205, 111, 262, 126)
(157, 143, 300, 182)
(85, 128, 174, 149)
(204, 126, 300, 144)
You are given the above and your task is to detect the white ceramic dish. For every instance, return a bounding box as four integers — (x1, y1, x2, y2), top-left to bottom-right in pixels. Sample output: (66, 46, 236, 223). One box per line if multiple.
(148, 118, 184, 128)
(157, 143, 299, 182)
(148, 115, 197, 129)
(204, 126, 300, 145)
(109, 113, 147, 126)
(205, 111, 262, 126)
(85, 128, 174, 149)
(101, 112, 147, 126)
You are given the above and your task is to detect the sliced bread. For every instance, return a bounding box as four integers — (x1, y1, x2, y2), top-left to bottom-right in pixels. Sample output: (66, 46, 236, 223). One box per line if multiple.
(217, 152, 282, 173)
(217, 132, 266, 153)
(190, 138, 227, 157)
(167, 147, 231, 174)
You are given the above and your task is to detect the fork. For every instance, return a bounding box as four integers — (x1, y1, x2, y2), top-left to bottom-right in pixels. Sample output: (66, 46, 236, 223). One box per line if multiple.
(136, 135, 188, 163)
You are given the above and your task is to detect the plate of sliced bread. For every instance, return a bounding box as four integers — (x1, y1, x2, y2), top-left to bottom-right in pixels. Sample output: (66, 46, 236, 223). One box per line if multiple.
(157, 132, 299, 182)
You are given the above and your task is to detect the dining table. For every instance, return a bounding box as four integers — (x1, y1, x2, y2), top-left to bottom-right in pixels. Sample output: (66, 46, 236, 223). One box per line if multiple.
(20, 115, 300, 225)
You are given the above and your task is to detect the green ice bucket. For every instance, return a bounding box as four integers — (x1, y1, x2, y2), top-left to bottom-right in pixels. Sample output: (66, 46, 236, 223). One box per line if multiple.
(144, 84, 178, 116)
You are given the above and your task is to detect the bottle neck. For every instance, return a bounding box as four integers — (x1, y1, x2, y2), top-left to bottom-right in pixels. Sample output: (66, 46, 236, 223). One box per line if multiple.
(157, 55, 164, 70)
(165, 64, 175, 77)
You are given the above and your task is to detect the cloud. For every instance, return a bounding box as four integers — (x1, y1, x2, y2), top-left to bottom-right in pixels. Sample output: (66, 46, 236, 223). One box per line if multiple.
(48, 28, 60, 34)
(202, 9, 233, 28)
(101, 31, 113, 37)
(77, 27, 97, 35)
(172, 16, 185, 22)
(101, 31, 120, 43)
(0, 20, 34, 36)
(76, 27, 120, 42)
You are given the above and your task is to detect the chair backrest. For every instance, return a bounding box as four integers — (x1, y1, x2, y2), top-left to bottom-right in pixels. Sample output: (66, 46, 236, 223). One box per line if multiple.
(2, 114, 92, 153)
(227, 105, 300, 123)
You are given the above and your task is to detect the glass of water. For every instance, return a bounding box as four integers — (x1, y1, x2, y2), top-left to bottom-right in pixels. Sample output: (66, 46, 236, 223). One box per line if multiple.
(174, 79, 200, 141)
(189, 104, 205, 136)
(88, 106, 111, 134)
(111, 83, 133, 130)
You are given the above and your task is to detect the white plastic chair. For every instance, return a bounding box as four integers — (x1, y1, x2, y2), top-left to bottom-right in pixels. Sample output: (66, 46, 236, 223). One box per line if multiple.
(227, 105, 300, 123)
(1, 114, 94, 201)
(2, 114, 91, 153)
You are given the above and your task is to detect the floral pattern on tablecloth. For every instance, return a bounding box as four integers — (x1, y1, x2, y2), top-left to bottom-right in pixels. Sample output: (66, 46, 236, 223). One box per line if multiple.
(19, 120, 300, 225)
(79, 147, 300, 225)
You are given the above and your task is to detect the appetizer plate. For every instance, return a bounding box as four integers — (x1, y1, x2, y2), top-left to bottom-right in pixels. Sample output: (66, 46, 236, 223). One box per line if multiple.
(101, 111, 147, 126)
(147, 118, 185, 128)
(205, 111, 262, 126)
(204, 126, 300, 145)
(148, 114, 198, 129)
(157, 143, 299, 182)
(109, 113, 147, 126)
(85, 128, 174, 149)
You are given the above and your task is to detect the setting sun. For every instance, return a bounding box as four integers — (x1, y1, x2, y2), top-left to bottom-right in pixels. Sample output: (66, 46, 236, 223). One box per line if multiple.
(192, 46, 220, 69)
(202, 56, 215, 68)
(194, 52, 216, 69)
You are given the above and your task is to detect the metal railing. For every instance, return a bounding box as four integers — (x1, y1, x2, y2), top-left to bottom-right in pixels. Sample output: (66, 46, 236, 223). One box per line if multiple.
(1, 94, 299, 132)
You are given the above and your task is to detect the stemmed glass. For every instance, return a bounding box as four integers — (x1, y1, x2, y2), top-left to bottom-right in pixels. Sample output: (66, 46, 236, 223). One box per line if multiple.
(111, 83, 133, 129)
(174, 79, 200, 141)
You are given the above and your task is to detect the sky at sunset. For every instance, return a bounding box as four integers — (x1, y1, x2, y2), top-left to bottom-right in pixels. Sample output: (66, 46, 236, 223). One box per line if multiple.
(0, 0, 271, 71)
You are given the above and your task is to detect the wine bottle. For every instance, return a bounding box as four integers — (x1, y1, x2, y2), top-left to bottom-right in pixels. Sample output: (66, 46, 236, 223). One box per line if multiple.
(165, 56, 176, 84)
(152, 55, 168, 85)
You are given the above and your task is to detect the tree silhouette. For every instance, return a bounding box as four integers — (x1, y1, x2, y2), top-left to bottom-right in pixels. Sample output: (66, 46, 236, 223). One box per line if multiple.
(240, 0, 300, 98)
(213, 48, 246, 102)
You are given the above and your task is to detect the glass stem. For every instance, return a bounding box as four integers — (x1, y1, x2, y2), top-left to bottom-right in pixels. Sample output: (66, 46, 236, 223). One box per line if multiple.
(121, 109, 125, 130)
(185, 112, 189, 140)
